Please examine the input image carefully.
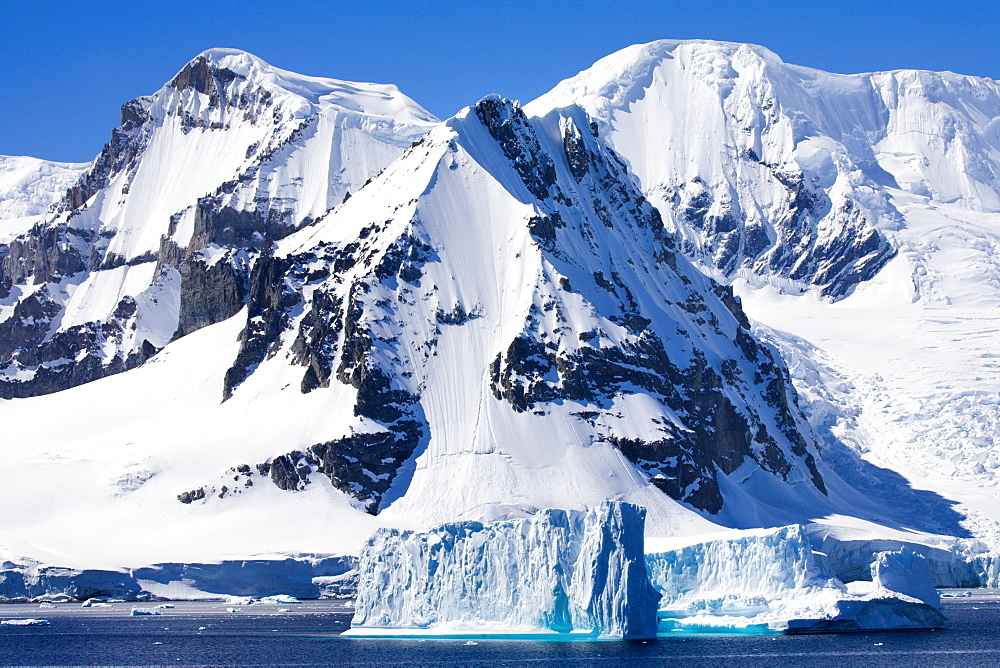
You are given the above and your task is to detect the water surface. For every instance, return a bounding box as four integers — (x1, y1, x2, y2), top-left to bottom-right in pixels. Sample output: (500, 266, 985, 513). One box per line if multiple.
(3, 594, 1000, 666)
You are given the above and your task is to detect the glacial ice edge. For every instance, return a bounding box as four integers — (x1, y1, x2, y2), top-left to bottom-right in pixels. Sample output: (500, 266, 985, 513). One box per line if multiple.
(346, 501, 661, 639)
(347, 510, 948, 639)
(647, 525, 947, 633)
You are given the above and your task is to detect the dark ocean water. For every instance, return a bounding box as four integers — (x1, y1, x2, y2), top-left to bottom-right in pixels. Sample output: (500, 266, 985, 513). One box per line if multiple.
(2, 596, 1000, 667)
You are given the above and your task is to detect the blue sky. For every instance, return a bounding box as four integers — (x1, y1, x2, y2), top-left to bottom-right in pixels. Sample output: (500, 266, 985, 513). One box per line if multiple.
(2, 0, 998, 162)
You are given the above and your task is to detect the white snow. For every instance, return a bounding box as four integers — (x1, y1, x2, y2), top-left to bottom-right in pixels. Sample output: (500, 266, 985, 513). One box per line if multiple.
(0, 155, 86, 241)
(347, 501, 660, 638)
(0, 312, 387, 568)
(0, 618, 50, 626)
(737, 193, 1000, 553)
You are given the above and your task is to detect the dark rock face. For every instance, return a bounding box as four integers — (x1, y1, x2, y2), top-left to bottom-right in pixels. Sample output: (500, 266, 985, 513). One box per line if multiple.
(476, 96, 558, 201)
(177, 487, 206, 504)
(1, 224, 87, 286)
(666, 166, 897, 298)
(0, 288, 159, 399)
(223, 247, 297, 401)
(174, 254, 248, 339)
(171, 56, 225, 107)
(54, 93, 153, 216)
(188, 201, 297, 251)
(290, 288, 342, 393)
(475, 101, 825, 513)
(217, 208, 437, 513)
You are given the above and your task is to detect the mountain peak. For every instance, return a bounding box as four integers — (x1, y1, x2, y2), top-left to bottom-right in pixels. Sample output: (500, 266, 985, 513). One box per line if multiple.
(168, 49, 437, 123)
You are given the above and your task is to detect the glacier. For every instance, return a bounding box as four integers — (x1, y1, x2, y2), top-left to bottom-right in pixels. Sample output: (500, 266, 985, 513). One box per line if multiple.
(347, 501, 661, 638)
(647, 525, 946, 633)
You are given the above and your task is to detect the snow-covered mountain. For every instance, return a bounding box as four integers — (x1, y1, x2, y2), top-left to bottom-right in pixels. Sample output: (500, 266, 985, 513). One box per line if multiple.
(2, 42, 999, 576)
(528, 39, 1000, 297)
(0, 49, 436, 398)
(0, 52, 842, 567)
(528, 39, 1000, 555)
(216, 95, 828, 522)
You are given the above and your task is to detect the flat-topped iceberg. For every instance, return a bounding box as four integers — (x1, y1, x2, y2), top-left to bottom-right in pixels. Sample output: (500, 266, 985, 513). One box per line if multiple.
(647, 525, 946, 633)
(346, 501, 660, 639)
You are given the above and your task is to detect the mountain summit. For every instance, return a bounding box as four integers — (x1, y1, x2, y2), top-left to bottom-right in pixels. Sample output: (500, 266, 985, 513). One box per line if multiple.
(0, 49, 436, 399)
(528, 39, 1000, 297)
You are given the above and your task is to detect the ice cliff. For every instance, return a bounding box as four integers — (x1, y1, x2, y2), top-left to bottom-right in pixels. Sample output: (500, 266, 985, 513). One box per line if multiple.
(347, 501, 661, 638)
(646, 525, 946, 633)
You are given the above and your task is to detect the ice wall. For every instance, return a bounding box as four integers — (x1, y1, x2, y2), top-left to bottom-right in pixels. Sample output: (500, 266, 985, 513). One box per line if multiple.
(646, 526, 946, 633)
(347, 501, 660, 638)
(820, 536, 1000, 588)
(647, 525, 841, 612)
(0, 563, 143, 602)
(871, 547, 940, 607)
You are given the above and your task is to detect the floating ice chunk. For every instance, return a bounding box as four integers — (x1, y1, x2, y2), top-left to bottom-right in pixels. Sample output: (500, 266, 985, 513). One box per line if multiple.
(258, 594, 300, 605)
(794, 547, 947, 633)
(347, 501, 660, 639)
(82, 599, 112, 608)
(129, 606, 163, 616)
(225, 607, 244, 613)
(223, 596, 257, 606)
(38, 603, 56, 609)
(154, 603, 175, 609)
(646, 526, 946, 633)
(1, 618, 50, 626)
(871, 547, 941, 607)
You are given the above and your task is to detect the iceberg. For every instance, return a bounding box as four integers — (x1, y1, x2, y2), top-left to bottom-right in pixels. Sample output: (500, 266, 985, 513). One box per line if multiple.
(646, 525, 946, 633)
(346, 501, 660, 639)
(129, 606, 163, 616)
(0, 618, 50, 626)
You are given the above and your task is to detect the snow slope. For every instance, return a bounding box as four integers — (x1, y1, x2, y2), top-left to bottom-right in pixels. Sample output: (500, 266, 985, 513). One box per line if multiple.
(740, 192, 1000, 551)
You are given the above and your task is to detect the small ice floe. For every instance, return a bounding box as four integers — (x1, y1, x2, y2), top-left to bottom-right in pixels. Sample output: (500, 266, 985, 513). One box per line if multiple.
(33, 594, 74, 604)
(154, 604, 175, 609)
(941, 591, 973, 598)
(464, 641, 478, 646)
(38, 603, 56, 609)
(1, 619, 50, 626)
(224, 596, 257, 606)
(277, 608, 292, 613)
(130, 606, 163, 616)
(197, 626, 206, 631)
(225, 607, 244, 613)
(259, 594, 300, 605)
(82, 599, 112, 608)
